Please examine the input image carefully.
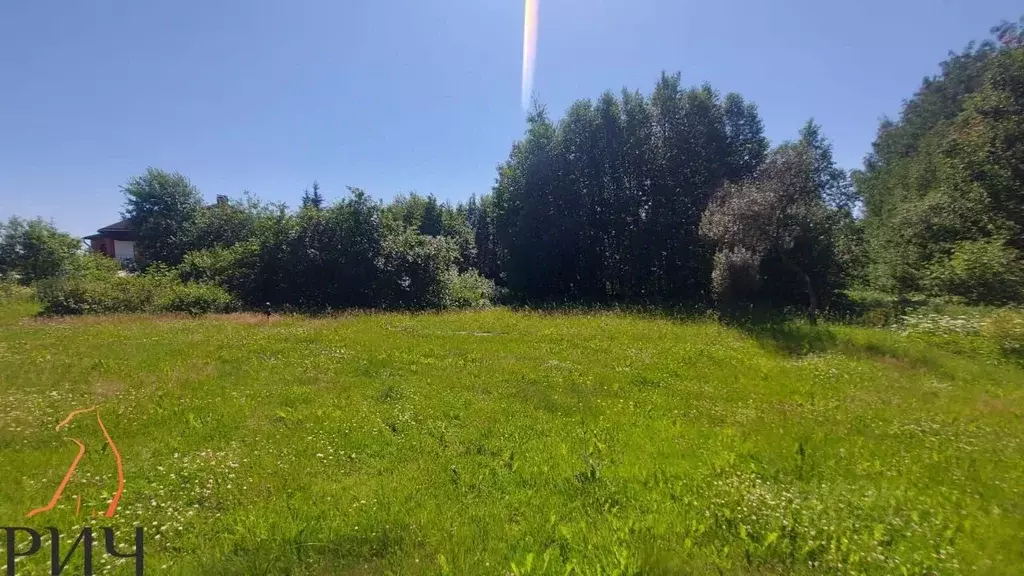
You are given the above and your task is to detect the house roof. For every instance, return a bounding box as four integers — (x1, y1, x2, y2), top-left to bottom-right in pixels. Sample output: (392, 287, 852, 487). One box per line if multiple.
(97, 218, 133, 233)
(87, 197, 229, 239)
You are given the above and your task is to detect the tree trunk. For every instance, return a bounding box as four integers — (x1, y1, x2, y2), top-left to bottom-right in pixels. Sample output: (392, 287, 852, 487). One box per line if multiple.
(780, 250, 818, 325)
(801, 270, 818, 326)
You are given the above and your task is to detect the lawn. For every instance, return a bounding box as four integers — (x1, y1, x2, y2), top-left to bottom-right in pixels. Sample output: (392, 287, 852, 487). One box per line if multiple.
(1, 298, 1023, 574)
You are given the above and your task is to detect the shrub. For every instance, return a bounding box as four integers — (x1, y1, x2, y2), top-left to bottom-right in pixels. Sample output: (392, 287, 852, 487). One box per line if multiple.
(0, 276, 32, 303)
(447, 270, 495, 308)
(835, 289, 916, 326)
(158, 283, 236, 315)
(379, 232, 459, 309)
(710, 248, 761, 308)
(178, 242, 259, 301)
(37, 254, 233, 316)
(925, 238, 1024, 304)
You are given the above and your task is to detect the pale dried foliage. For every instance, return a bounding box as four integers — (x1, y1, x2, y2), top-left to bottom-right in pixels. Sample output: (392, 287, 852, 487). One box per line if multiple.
(701, 145, 820, 305)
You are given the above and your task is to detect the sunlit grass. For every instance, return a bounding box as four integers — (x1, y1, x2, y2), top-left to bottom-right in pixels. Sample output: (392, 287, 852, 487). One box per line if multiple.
(1, 299, 1023, 574)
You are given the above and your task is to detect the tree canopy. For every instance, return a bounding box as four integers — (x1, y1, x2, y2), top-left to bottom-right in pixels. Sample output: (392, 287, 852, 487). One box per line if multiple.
(856, 17, 1024, 303)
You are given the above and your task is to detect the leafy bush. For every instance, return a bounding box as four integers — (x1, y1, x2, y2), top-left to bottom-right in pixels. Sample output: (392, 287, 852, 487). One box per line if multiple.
(0, 276, 33, 303)
(447, 270, 495, 308)
(37, 254, 233, 316)
(178, 242, 259, 301)
(379, 232, 459, 309)
(157, 282, 236, 315)
(835, 289, 914, 326)
(925, 238, 1024, 304)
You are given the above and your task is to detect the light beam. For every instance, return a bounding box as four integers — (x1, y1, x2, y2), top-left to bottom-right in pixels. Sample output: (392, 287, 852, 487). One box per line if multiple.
(521, 0, 539, 110)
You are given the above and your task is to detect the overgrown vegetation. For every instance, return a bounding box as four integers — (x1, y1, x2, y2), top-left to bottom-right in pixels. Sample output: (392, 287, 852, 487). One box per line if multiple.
(857, 18, 1024, 303)
(1, 298, 1022, 574)
(34, 255, 236, 315)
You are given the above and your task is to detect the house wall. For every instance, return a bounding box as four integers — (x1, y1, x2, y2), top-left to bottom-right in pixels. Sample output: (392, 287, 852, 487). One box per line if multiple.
(113, 240, 135, 262)
(90, 237, 112, 257)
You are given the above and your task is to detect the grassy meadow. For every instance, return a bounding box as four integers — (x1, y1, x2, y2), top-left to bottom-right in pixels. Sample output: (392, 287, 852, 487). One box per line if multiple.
(1, 296, 1023, 574)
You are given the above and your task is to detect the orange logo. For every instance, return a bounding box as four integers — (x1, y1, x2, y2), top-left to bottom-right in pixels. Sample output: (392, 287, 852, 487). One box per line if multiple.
(25, 406, 125, 519)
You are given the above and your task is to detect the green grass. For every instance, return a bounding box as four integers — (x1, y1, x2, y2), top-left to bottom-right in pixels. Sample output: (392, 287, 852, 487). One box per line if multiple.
(1, 297, 1023, 574)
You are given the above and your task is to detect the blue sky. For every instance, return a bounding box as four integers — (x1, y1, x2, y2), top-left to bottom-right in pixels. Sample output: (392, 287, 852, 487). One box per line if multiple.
(1, 0, 1020, 237)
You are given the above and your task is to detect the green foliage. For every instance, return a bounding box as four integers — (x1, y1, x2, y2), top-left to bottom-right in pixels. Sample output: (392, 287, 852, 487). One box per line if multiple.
(419, 195, 444, 237)
(447, 269, 495, 308)
(36, 254, 233, 315)
(492, 75, 771, 303)
(300, 180, 325, 210)
(838, 289, 910, 326)
(925, 238, 1024, 303)
(157, 282, 237, 315)
(0, 216, 81, 284)
(379, 231, 459, 309)
(709, 247, 761, 306)
(178, 241, 259, 301)
(859, 22, 1024, 304)
(465, 194, 500, 280)
(122, 167, 204, 266)
(192, 193, 264, 250)
(982, 308, 1024, 361)
(702, 142, 844, 322)
(175, 189, 484, 312)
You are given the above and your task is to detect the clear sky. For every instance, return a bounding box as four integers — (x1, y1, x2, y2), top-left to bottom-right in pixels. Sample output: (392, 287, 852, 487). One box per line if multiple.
(1, 0, 1020, 237)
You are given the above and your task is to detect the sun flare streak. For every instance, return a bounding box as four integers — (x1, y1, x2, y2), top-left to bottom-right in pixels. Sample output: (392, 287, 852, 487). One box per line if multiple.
(521, 0, 539, 110)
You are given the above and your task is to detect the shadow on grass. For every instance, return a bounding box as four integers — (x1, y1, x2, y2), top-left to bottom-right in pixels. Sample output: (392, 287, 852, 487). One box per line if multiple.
(724, 311, 947, 375)
(733, 320, 839, 356)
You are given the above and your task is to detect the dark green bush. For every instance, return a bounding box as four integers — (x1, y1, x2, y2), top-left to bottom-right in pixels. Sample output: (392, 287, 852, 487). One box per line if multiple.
(378, 232, 459, 309)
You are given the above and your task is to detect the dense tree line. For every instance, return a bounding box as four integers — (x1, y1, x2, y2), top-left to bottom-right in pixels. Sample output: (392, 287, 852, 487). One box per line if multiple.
(125, 175, 494, 310)
(857, 17, 1024, 304)
(5, 17, 1023, 316)
(484, 74, 856, 321)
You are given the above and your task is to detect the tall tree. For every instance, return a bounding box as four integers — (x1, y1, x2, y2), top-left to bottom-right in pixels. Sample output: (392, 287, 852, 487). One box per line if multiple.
(723, 93, 769, 183)
(419, 195, 444, 236)
(857, 20, 1024, 301)
(122, 167, 203, 266)
(301, 181, 325, 210)
(0, 216, 81, 284)
(493, 102, 559, 299)
(701, 144, 833, 323)
(799, 120, 856, 210)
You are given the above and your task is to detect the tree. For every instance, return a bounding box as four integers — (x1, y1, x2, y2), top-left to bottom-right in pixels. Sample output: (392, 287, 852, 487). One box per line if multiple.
(194, 193, 262, 250)
(301, 181, 325, 210)
(701, 144, 832, 323)
(122, 168, 203, 266)
(799, 120, 856, 210)
(419, 195, 444, 236)
(0, 216, 81, 284)
(857, 21, 1024, 302)
(723, 93, 769, 183)
(492, 101, 559, 299)
(490, 73, 773, 304)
